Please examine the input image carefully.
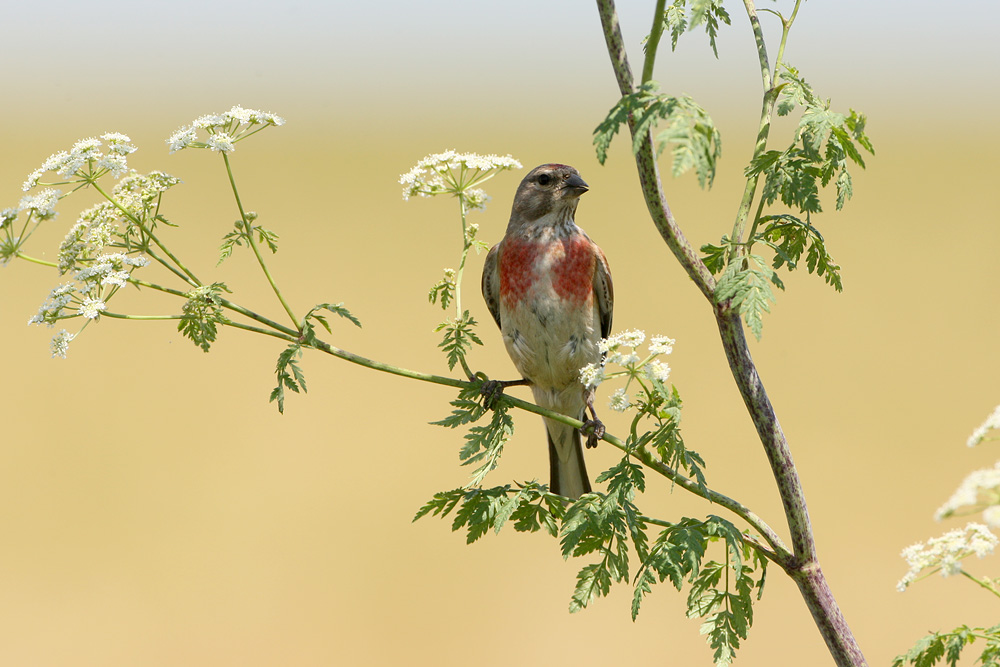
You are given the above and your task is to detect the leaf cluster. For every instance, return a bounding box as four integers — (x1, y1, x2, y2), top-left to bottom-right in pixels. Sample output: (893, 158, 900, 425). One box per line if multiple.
(301, 302, 361, 342)
(218, 212, 279, 265)
(893, 624, 1000, 667)
(748, 65, 873, 215)
(593, 81, 721, 189)
(635, 516, 766, 666)
(563, 458, 649, 613)
(658, 0, 731, 57)
(269, 302, 360, 413)
(756, 214, 842, 291)
(428, 272, 455, 311)
(420, 377, 765, 665)
(271, 343, 306, 414)
(436, 310, 483, 371)
(413, 482, 568, 544)
(629, 378, 707, 494)
(702, 219, 842, 338)
(700, 65, 869, 338)
(714, 254, 777, 341)
(178, 282, 231, 352)
(432, 384, 513, 486)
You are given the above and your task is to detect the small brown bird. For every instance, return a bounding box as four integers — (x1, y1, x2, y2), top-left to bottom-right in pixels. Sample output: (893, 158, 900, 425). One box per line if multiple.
(482, 164, 613, 499)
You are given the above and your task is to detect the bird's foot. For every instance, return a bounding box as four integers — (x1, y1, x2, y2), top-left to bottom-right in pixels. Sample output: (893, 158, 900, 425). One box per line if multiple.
(582, 419, 605, 449)
(479, 377, 529, 411)
(480, 379, 504, 410)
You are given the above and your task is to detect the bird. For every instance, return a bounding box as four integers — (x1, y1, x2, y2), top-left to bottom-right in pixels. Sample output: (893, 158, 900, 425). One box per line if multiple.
(481, 163, 613, 500)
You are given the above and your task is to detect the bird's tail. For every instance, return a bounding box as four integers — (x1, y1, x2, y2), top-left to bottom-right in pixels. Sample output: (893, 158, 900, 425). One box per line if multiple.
(545, 418, 591, 500)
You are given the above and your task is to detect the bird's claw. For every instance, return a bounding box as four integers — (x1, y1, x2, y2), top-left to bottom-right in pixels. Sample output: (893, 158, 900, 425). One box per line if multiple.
(582, 419, 605, 449)
(480, 379, 504, 411)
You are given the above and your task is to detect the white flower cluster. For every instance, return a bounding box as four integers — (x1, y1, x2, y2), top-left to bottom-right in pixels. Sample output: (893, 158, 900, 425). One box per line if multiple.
(16, 188, 62, 221)
(55, 171, 179, 276)
(50, 329, 75, 359)
(28, 252, 149, 360)
(167, 105, 285, 154)
(897, 523, 998, 591)
(28, 283, 77, 327)
(934, 461, 1000, 525)
(399, 150, 522, 209)
(23, 133, 137, 191)
(75, 252, 150, 288)
(115, 171, 183, 222)
(579, 330, 677, 412)
(968, 405, 1000, 448)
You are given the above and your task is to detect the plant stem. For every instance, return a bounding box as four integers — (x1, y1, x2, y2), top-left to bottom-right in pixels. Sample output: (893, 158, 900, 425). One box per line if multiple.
(221, 152, 300, 329)
(960, 569, 1000, 601)
(595, 1, 866, 664)
(595, 0, 715, 302)
(452, 196, 476, 380)
(223, 319, 301, 343)
(101, 312, 181, 320)
(641, 0, 667, 84)
(454, 197, 469, 316)
(730, 0, 801, 256)
(90, 181, 201, 287)
(127, 276, 299, 338)
(14, 252, 57, 268)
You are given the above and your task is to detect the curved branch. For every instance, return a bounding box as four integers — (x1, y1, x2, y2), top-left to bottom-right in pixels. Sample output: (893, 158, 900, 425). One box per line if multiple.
(594, 2, 867, 665)
(309, 336, 786, 562)
(596, 0, 715, 301)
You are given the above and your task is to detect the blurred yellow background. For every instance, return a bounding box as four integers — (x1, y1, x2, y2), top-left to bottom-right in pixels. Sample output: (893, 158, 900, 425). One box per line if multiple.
(1, 1, 998, 665)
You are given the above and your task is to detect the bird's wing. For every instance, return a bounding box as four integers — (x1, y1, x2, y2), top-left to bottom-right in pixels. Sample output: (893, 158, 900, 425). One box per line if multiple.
(482, 242, 503, 330)
(593, 243, 614, 339)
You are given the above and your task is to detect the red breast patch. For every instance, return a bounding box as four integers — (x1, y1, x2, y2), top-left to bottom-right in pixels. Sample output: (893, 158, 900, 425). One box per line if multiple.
(499, 236, 594, 305)
(553, 236, 596, 303)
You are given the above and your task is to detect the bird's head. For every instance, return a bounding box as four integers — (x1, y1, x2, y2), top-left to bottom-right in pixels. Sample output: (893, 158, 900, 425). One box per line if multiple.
(509, 163, 589, 225)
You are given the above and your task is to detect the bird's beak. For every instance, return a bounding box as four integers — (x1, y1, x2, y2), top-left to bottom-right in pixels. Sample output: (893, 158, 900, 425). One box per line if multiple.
(562, 173, 589, 197)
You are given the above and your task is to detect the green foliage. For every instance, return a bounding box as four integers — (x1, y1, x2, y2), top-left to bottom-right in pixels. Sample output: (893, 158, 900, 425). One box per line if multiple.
(701, 64, 872, 338)
(218, 212, 279, 264)
(893, 625, 1000, 667)
(268, 302, 359, 414)
(748, 65, 874, 215)
(436, 310, 483, 371)
(422, 377, 767, 666)
(657, 0, 731, 56)
(633, 516, 766, 664)
(301, 302, 361, 340)
(688, 559, 753, 667)
(756, 214, 842, 291)
(428, 272, 456, 310)
(629, 378, 707, 494)
(432, 384, 513, 486)
(178, 282, 231, 352)
(413, 482, 568, 543)
(270, 343, 306, 414)
(700, 239, 729, 275)
(593, 81, 721, 189)
(562, 459, 650, 613)
(715, 254, 777, 341)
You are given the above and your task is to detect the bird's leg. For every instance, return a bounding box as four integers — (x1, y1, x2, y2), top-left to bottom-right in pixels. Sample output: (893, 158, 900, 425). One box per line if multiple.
(480, 377, 530, 410)
(582, 394, 605, 449)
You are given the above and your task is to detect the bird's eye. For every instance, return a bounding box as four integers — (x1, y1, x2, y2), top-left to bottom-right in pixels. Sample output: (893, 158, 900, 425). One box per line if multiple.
(537, 173, 552, 186)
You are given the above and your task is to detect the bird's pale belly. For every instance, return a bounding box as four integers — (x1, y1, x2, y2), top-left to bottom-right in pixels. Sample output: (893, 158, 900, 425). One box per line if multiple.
(500, 288, 600, 391)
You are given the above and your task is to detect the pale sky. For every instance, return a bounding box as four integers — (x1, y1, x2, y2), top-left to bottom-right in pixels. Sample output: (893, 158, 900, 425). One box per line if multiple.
(1, 0, 997, 117)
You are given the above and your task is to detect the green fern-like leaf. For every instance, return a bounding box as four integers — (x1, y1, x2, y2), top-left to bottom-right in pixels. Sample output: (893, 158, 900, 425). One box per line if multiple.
(178, 282, 230, 352)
